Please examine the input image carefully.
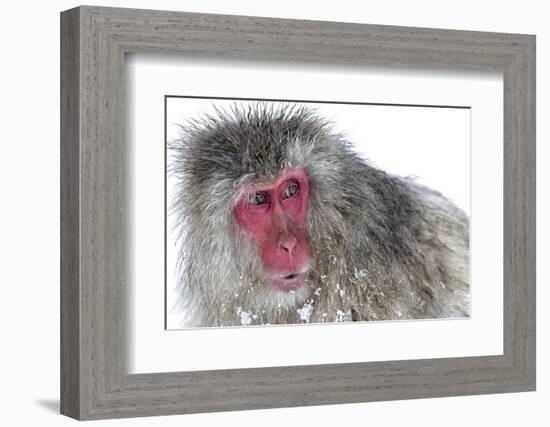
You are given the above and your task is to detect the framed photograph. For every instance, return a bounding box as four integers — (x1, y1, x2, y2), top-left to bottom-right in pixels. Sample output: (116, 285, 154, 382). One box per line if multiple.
(60, 5, 535, 420)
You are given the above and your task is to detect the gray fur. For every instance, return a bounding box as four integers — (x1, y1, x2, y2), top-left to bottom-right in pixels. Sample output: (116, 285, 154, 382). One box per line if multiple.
(169, 103, 470, 327)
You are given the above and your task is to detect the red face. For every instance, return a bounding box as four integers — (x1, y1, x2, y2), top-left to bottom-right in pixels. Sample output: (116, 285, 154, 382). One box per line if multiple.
(234, 169, 310, 292)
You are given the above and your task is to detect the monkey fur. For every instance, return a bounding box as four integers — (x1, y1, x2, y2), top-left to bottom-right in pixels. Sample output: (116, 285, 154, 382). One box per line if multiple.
(169, 104, 470, 327)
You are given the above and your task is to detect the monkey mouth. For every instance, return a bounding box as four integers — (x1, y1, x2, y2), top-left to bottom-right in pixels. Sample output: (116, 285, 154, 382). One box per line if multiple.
(269, 268, 309, 292)
(266, 261, 311, 292)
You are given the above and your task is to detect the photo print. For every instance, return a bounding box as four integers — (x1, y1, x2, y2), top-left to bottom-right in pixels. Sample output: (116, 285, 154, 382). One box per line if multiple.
(165, 97, 470, 329)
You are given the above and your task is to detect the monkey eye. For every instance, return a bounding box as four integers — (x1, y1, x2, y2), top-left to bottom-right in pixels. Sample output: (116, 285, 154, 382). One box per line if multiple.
(249, 191, 268, 206)
(283, 183, 299, 199)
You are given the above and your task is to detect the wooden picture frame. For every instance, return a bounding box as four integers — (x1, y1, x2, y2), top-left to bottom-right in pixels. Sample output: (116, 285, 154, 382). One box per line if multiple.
(60, 5, 536, 420)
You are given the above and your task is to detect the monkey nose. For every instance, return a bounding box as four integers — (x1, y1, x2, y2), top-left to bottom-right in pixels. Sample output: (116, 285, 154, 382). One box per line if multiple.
(279, 235, 297, 256)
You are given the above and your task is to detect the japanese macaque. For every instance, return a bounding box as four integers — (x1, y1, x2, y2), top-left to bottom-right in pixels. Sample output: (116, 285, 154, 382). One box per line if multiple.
(169, 104, 469, 327)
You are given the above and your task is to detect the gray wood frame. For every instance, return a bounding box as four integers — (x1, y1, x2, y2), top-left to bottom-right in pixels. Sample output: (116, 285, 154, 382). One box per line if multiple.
(60, 5, 536, 420)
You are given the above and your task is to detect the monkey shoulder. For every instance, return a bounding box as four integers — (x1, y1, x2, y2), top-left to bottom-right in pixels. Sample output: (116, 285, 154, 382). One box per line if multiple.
(343, 172, 470, 320)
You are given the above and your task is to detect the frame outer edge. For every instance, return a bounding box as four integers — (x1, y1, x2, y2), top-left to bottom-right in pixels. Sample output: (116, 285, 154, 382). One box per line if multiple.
(521, 34, 536, 389)
(502, 34, 536, 390)
(60, 6, 81, 420)
(528, 35, 536, 390)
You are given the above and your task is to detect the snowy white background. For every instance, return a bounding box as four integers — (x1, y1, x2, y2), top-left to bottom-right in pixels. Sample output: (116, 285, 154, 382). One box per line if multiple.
(0, 1, 547, 427)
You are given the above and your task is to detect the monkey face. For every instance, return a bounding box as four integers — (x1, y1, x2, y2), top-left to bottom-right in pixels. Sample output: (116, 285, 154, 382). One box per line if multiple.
(234, 169, 311, 292)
